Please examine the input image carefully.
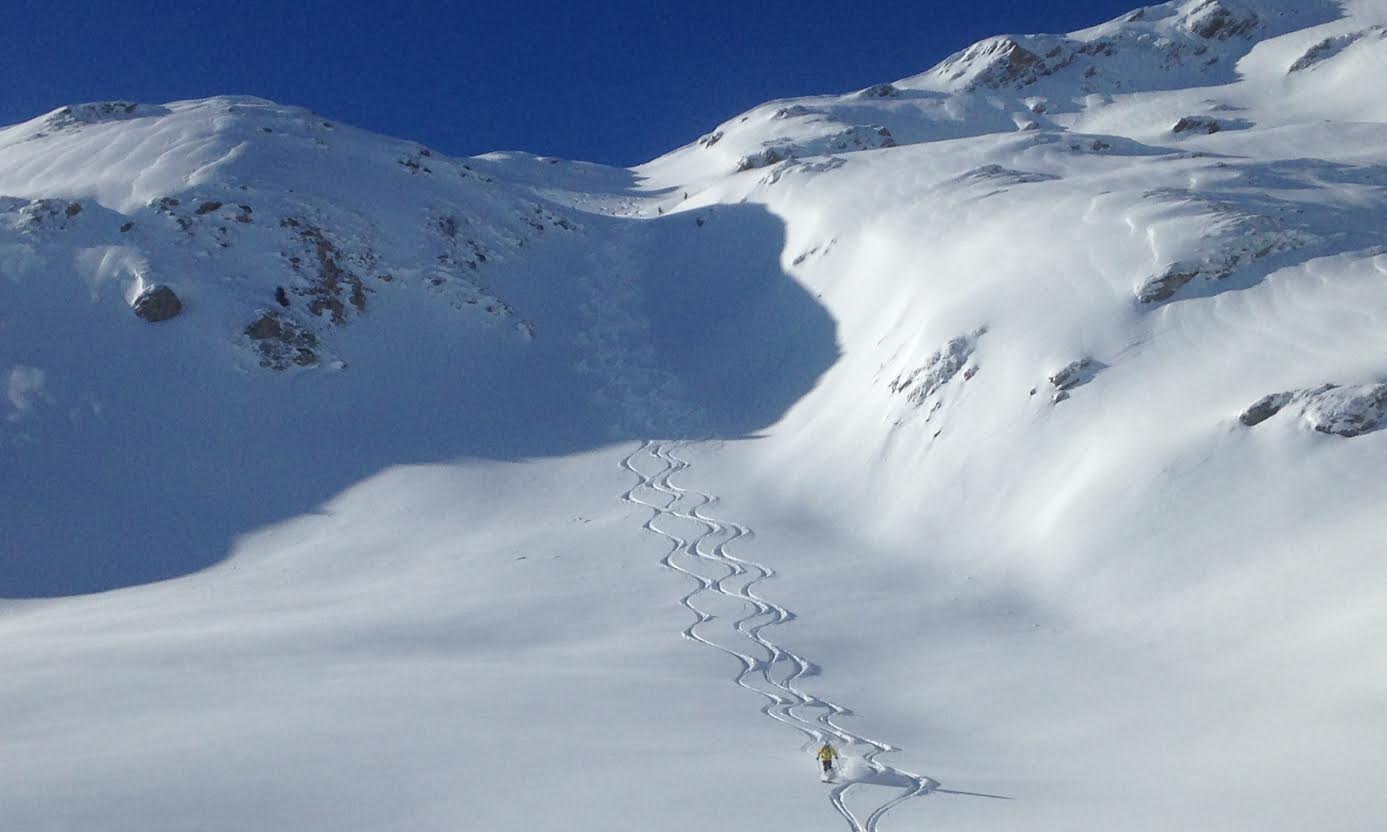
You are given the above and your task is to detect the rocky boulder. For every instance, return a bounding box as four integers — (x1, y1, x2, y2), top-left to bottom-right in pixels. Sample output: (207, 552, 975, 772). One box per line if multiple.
(1172, 116, 1222, 134)
(1138, 263, 1203, 303)
(736, 146, 793, 173)
(132, 284, 183, 322)
(1047, 357, 1103, 402)
(1238, 391, 1294, 426)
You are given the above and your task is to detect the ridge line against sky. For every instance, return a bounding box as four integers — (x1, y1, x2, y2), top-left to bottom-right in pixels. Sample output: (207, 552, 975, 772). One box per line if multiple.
(5, 0, 1146, 166)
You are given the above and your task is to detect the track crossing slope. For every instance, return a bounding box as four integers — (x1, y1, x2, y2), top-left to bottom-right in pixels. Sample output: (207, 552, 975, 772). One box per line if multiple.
(622, 441, 937, 831)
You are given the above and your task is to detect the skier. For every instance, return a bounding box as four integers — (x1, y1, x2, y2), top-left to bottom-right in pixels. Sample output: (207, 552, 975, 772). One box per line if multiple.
(817, 742, 839, 780)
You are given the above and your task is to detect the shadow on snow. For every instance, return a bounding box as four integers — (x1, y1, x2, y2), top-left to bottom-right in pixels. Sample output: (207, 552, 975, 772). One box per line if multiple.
(1, 202, 839, 597)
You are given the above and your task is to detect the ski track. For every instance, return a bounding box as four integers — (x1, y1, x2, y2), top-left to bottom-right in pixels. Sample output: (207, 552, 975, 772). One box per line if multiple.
(621, 440, 938, 832)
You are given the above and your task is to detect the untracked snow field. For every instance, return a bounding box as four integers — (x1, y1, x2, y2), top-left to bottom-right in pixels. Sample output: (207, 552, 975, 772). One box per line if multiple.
(0, 450, 828, 831)
(5, 0, 1387, 830)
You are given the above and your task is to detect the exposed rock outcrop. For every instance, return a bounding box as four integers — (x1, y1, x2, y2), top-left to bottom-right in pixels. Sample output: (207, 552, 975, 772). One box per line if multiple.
(1239, 384, 1387, 437)
(735, 125, 895, 173)
(244, 311, 319, 370)
(279, 218, 368, 324)
(1048, 357, 1102, 402)
(942, 37, 1044, 90)
(14, 198, 85, 231)
(1182, 1, 1259, 41)
(1135, 198, 1319, 304)
(1173, 115, 1222, 134)
(888, 329, 985, 412)
(398, 147, 434, 174)
(1238, 391, 1295, 426)
(1303, 384, 1387, 437)
(1138, 264, 1204, 303)
(856, 83, 902, 99)
(34, 101, 170, 136)
(1289, 26, 1387, 73)
(736, 146, 792, 173)
(825, 125, 896, 152)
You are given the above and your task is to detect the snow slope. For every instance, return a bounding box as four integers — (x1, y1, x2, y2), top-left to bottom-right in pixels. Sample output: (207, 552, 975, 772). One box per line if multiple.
(4, 1, 1387, 830)
(0, 97, 836, 596)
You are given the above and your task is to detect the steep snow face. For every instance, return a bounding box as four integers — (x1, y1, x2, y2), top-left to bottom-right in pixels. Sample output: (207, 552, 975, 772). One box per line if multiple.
(4, 2, 1387, 832)
(636, 2, 1387, 827)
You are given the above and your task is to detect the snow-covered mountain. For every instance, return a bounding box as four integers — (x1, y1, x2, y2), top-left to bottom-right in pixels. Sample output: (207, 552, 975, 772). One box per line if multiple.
(0, 95, 836, 595)
(4, 1, 1386, 830)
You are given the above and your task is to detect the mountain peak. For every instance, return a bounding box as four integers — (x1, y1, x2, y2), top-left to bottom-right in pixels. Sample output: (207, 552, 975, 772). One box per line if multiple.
(905, 0, 1345, 94)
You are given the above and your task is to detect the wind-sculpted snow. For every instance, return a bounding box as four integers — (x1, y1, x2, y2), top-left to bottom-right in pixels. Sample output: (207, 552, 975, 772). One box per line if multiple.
(1131, 168, 1387, 304)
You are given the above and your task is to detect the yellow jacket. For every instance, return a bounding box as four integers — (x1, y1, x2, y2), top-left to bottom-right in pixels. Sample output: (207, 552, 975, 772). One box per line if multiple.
(817, 745, 839, 762)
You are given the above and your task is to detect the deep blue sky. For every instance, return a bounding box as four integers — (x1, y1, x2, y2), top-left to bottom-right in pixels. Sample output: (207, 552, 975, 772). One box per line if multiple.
(4, 0, 1143, 166)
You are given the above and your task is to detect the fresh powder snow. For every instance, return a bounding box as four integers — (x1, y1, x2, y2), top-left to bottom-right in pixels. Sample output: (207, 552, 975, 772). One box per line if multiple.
(3, 1, 1387, 830)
